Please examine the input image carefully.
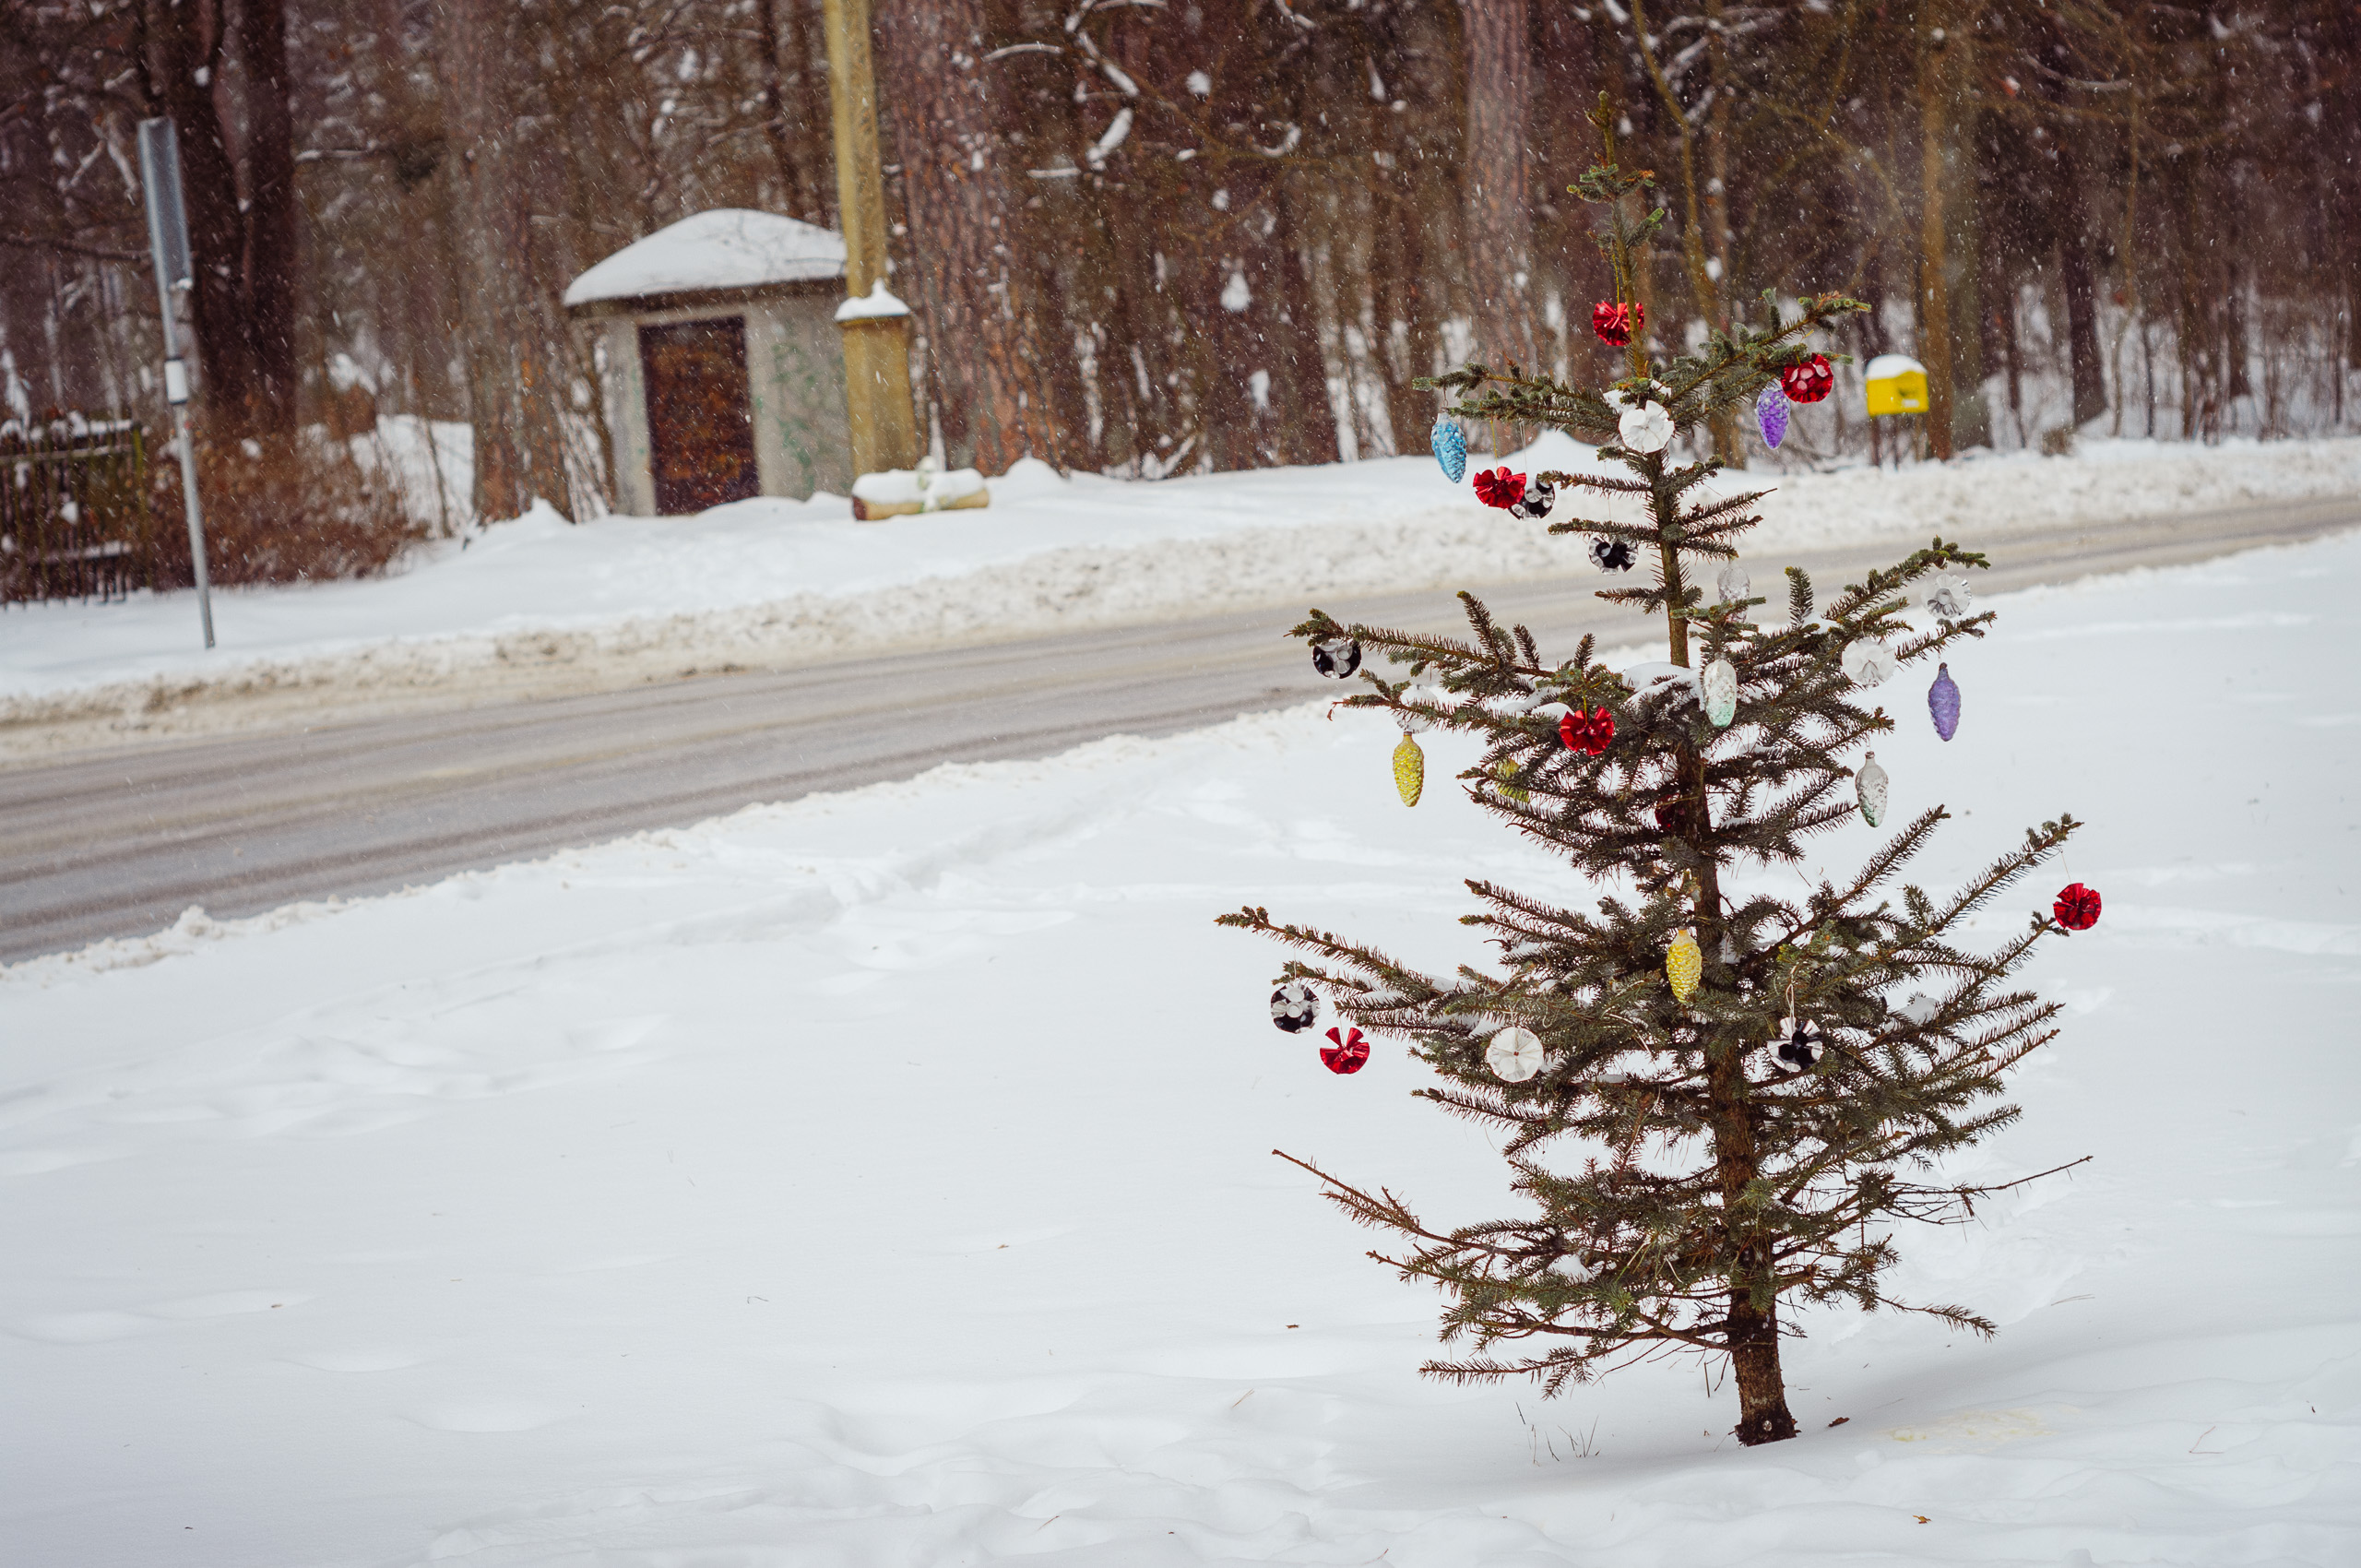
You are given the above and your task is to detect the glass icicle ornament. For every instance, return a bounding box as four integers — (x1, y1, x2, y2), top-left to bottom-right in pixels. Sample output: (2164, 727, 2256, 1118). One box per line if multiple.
(1487, 1026, 1544, 1083)
(1701, 658, 1738, 727)
(1431, 418, 1467, 483)
(1857, 752, 1889, 826)
(1666, 927, 1703, 1004)
(1928, 663, 1962, 741)
(1393, 732, 1425, 806)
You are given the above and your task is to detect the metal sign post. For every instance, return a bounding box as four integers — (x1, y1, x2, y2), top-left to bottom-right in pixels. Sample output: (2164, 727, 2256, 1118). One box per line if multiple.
(136, 116, 214, 649)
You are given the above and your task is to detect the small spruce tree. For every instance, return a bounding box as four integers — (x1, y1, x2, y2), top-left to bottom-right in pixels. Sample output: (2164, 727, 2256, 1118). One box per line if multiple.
(1222, 110, 2088, 1447)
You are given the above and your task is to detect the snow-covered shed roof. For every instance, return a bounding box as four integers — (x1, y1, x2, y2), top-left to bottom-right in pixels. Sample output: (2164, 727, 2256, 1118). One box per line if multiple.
(563, 209, 846, 308)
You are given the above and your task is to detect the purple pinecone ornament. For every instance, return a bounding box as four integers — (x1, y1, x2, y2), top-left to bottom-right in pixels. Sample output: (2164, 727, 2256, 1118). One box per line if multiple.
(1928, 662, 1961, 741)
(1755, 383, 1790, 449)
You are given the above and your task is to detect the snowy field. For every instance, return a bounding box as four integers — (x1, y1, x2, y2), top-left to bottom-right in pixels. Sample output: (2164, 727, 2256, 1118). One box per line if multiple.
(6, 434, 2361, 736)
(5, 530, 2359, 1565)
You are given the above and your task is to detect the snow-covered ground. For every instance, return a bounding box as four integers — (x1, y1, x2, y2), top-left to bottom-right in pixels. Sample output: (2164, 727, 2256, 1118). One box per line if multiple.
(6, 530, 2357, 1565)
(6, 435, 2360, 737)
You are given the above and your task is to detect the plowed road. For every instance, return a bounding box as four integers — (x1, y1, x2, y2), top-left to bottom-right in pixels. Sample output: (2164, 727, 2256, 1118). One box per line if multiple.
(4, 497, 2353, 962)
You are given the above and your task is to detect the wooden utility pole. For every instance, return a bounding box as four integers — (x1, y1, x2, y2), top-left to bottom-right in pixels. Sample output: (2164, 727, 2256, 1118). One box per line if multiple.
(822, 0, 922, 478)
(1916, 1, 1960, 461)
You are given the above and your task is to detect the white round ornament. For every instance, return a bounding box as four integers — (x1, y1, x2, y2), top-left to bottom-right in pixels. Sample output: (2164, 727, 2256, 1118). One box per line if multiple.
(1841, 637, 1898, 687)
(1618, 402, 1675, 455)
(1486, 1026, 1545, 1083)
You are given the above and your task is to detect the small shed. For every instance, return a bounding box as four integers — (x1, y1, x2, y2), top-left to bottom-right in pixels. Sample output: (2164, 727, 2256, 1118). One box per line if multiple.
(564, 209, 852, 514)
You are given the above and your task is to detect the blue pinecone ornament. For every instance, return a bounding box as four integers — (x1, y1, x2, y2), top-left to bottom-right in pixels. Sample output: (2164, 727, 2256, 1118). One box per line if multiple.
(1431, 419, 1467, 483)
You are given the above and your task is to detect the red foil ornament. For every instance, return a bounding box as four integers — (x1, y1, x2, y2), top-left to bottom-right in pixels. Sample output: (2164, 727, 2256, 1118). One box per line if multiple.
(1592, 301, 1643, 347)
(1558, 706, 1615, 755)
(2052, 883, 2102, 932)
(1321, 1025, 1371, 1075)
(1471, 468, 1526, 510)
(1779, 354, 1835, 405)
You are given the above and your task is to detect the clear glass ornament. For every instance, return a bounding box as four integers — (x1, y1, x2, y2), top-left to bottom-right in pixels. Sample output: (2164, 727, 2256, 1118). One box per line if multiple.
(1856, 752, 1888, 826)
(1717, 562, 1750, 604)
(1701, 658, 1738, 727)
(1926, 572, 1972, 621)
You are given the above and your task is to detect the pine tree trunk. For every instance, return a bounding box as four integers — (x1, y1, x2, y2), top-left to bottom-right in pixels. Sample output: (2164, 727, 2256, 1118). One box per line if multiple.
(238, 0, 300, 435)
(438, 0, 573, 521)
(149, 0, 261, 434)
(877, 0, 1062, 474)
(1459, 0, 1536, 445)
(754, 0, 813, 219)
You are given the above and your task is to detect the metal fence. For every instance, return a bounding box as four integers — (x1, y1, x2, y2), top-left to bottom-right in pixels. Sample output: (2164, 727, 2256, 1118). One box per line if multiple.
(0, 417, 157, 607)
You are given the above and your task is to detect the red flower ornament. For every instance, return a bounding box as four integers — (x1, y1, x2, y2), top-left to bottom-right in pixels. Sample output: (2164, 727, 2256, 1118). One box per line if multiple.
(1592, 300, 1643, 347)
(2052, 883, 2102, 932)
(1471, 468, 1526, 510)
(1558, 706, 1616, 755)
(1779, 354, 1835, 405)
(1321, 1025, 1371, 1075)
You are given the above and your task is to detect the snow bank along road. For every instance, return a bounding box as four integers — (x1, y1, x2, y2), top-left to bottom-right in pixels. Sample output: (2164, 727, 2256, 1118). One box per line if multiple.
(4, 530, 2356, 1567)
(2, 494, 2354, 963)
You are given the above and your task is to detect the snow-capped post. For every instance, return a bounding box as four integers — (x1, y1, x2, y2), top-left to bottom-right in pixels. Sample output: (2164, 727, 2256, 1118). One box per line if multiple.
(821, 0, 922, 483)
(136, 116, 214, 650)
(1223, 98, 2094, 1450)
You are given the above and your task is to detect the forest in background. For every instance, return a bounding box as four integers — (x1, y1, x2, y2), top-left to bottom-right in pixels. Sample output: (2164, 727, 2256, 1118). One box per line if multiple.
(3, 0, 2357, 529)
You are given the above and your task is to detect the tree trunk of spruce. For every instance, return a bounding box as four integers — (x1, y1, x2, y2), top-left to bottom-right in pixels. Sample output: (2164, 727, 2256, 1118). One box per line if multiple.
(438, 0, 573, 521)
(238, 0, 301, 435)
(1916, 2, 1958, 461)
(878, 0, 1062, 474)
(1458, 0, 1536, 445)
(1705, 1001, 1797, 1444)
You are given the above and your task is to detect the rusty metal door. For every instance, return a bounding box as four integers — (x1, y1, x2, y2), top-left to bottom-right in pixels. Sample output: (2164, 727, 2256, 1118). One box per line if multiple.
(638, 316, 760, 515)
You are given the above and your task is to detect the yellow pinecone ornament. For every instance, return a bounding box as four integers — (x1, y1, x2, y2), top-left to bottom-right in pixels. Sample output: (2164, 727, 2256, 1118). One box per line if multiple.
(1393, 733, 1425, 807)
(1666, 927, 1703, 1004)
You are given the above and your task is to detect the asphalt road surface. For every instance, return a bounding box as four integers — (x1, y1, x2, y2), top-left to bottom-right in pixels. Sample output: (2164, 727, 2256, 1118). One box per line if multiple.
(5, 496, 2354, 962)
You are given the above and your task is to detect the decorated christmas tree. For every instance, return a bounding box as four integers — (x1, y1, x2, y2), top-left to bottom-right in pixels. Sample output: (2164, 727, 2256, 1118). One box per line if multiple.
(1224, 108, 2099, 1447)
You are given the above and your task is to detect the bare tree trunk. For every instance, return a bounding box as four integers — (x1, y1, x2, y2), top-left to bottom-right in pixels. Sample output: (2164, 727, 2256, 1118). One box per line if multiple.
(1458, 0, 1537, 397)
(148, 0, 260, 434)
(438, 0, 572, 520)
(877, 0, 1063, 474)
(754, 0, 813, 218)
(2051, 139, 2108, 428)
(238, 0, 301, 434)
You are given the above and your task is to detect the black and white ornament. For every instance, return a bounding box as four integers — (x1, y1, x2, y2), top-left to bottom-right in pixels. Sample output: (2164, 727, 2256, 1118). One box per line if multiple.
(1589, 536, 1636, 573)
(1925, 573, 1973, 622)
(1509, 476, 1557, 521)
(1311, 637, 1362, 678)
(1774, 1016, 1825, 1069)
(1271, 980, 1319, 1033)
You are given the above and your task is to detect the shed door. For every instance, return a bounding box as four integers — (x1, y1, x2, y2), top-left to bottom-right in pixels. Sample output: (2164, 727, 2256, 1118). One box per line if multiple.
(638, 316, 760, 515)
